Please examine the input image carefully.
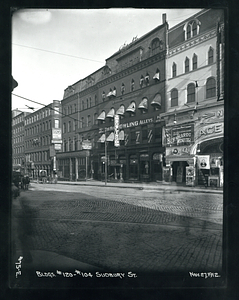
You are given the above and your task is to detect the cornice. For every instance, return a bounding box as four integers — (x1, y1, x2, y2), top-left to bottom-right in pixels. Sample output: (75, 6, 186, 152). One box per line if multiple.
(168, 29, 216, 58)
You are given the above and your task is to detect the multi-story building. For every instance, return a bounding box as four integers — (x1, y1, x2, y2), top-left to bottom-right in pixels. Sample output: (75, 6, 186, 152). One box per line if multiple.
(162, 8, 224, 187)
(12, 109, 30, 171)
(24, 100, 62, 178)
(57, 14, 168, 182)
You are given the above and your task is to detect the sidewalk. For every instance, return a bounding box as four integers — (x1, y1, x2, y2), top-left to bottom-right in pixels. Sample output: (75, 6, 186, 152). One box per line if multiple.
(41, 179, 223, 194)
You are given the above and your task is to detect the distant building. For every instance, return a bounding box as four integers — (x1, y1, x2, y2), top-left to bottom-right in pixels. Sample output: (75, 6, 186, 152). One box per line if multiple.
(12, 110, 30, 171)
(24, 100, 62, 178)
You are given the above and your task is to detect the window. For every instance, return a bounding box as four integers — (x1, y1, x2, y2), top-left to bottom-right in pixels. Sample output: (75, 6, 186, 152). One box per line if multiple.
(49, 120, 51, 128)
(95, 95, 97, 105)
(185, 57, 189, 73)
(94, 113, 98, 125)
(151, 38, 162, 54)
(142, 125, 147, 142)
(86, 99, 89, 108)
(81, 117, 85, 128)
(208, 47, 214, 64)
(69, 138, 72, 151)
(172, 63, 177, 78)
(130, 130, 136, 143)
(192, 21, 197, 36)
(121, 83, 125, 95)
(68, 121, 71, 132)
(102, 91, 105, 101)
(186, 24, 191, 39)
(187, 83, 196, 103)
(140, 75, 144, 87)
(131, 79, 135, 91)
(69, 106, 72, 114)
(73, 120, 76, 131)
(145, 73, 150, 85)
(82, 100, 85, 110)
(63, 123, 66, 133)
(206, 77, 216, 98)
(87, 115, 91, 127)
(192, 54, 197, 70)
(63, 139, 67, 152)
(42, 122, 45, 131)
(89, 97, 92, 107)
(74, 103, 77, 112)
(55, 119, 59, 128)
(45, 121, 48, 130)
(171, 89, 178, 107)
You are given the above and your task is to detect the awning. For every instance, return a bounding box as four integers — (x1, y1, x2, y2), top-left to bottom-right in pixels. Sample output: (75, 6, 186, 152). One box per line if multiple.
(126, 102, 136, 113)
(153, 72, 160, 80)
(118, 130, 124, 141)
(112, 89, 116, 96)
(151, 94, 161, 107)
(138, 98, 148, 110)
(97, 111, 105, 120)
(98, 133, 105, 143)
(106, 132, 114, 142)
(106, 108, 115, 118)
(116, 106, 125, 115)
(106, 91, 113, 97)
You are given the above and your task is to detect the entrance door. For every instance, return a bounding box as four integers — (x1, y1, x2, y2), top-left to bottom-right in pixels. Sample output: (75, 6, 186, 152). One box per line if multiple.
(172, 161, 189, 183)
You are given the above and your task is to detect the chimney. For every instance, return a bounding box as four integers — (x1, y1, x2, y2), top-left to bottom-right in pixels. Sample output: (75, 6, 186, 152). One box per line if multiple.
(162, 13, 166, 24)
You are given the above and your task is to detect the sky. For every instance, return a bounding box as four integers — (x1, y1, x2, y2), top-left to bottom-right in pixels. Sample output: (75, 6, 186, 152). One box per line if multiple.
(11, 8, 201, 112)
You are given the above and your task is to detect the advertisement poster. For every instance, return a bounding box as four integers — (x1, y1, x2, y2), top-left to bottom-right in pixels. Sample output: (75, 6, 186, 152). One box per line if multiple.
(197, 155, 210, 169)
(186, 166, 195, 186)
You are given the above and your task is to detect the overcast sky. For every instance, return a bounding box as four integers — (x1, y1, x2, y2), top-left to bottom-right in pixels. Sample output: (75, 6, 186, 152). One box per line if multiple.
(11, 8, 201, 111)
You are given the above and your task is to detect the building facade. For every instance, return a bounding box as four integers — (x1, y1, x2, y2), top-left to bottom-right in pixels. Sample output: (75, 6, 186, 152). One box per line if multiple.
(162, 9, 224, 187)
(57, 14, 168, 182)
(12, 109, 30, 171)
(24, 100, 62, 178)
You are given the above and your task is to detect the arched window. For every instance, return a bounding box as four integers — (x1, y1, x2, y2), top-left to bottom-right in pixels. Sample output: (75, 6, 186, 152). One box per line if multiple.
(63, 139, 67, 152)
(45, 121, 48, 130)
(95, 95, 97, 105)
(63, 123, 66, 133)
(192, 54, 197, 70)
(131, 79, 135, 91)
(206, 77, 216, 98)
(94, 113, 98, 125)
(171, 89, 178, 107)
(89, 97, 91, 107)
(102, 91, 105, 101)
(187, 83, 195, 103)
(192, 21, 197, 36)
(172, 63, 177, 78)
(82, 100, 85, 110)
(121, 83, 125, 95)
(74, 136, 77, 151)
(185, 57, 189, 73)
(86, 99, 89, 108)
(68, 121, 71, 132)
(208, 47, 214, 64)
(187, 24, 191, 39)
(42, 122, 45, 131)
(87, 115, 91, 127)
(151, 38, 162, 54)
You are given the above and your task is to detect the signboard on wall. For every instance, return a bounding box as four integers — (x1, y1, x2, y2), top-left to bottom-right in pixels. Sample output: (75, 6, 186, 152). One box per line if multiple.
(197, 155, 210, 169)
(52, 128, 62, 140)
(114, 114, 120, 147)
(164, 124, 194, 147)
(82, 140, 92, 150)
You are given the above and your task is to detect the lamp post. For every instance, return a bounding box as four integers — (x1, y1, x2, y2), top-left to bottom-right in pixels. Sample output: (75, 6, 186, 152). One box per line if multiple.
(105, 127, 107, 186)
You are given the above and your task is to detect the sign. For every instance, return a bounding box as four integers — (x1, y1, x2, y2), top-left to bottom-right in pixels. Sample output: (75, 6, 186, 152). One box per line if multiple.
(51, 140, 62, 144)
(82, 140, 92, 150)
(114, 114, 120, 147)
(197, 155, 210, 169)
(54, 144, 62, 150)
(197, 122, 223, 139)
(52, 128, 62, 140)
(164, 125, 194, 146)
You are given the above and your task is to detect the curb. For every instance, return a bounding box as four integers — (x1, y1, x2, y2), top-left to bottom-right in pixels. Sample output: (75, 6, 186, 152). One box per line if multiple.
(32, 180, 223, 195)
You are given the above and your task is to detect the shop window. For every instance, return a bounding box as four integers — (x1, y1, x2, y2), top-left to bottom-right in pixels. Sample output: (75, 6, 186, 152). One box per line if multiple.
(185, 57, 189, 73)
(208, 47, 214, 64)
(192, 54, 197, 70)
(172, 63, 177, 78)
(206, 77, 216, 98)
(171, 89, 178, 107)
(187, 83, 196, 103)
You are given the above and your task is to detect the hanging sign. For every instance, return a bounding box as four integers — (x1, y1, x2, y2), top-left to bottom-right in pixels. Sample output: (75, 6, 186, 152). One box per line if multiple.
(114, 114, 120, 147)
(197, 155, 210, 169)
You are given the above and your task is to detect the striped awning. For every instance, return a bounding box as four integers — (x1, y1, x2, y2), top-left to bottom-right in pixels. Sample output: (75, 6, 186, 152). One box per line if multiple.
(98, 133, 105, 143)
(153, 72, 160, 80)
(138, 98, 148, 109)
(116, 105, 125, 115)
(118, 130, 124, 141)
(106, 91, 113, 97)
(106, 108, 115, 118)
(97, 111, 105, 120)
(151, 94, 161, 107)
(106, 132, 114, 142)
(126, 102, 136, 113)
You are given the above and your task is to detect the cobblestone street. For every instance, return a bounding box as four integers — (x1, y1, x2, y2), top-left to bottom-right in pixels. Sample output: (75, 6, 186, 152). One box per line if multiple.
(11, 183, 223, 279)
